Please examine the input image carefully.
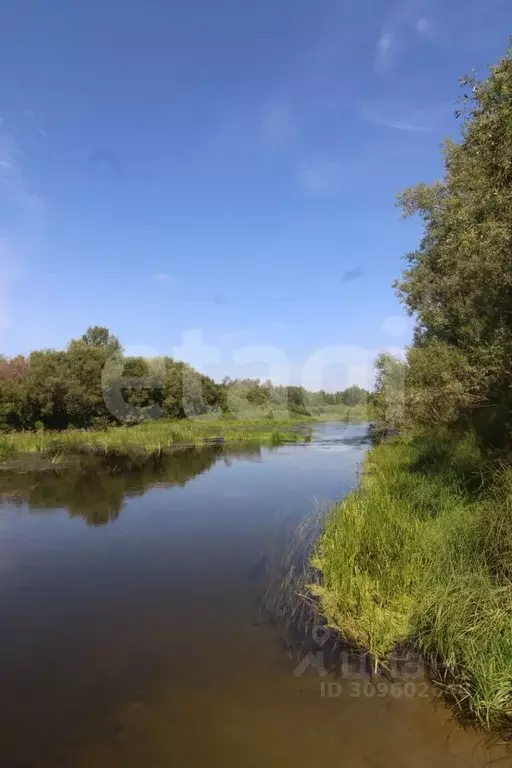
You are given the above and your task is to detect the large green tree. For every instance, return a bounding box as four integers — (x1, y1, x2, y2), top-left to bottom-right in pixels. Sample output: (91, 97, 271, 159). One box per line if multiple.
(0, 329, 225, 431)
(392, 44, 512, 443)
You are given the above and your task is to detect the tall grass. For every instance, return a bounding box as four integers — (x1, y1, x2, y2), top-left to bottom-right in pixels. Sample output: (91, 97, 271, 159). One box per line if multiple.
(313, 432, 512, 731)
(197, 404, 371, 423)
(0, 408, 368, 464)
(307, 403, 372, 422)
(0, 416, 310, 463)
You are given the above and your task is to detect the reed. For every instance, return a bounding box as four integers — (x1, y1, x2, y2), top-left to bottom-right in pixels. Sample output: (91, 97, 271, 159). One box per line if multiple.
(0, 416, 310, 463)
(313, 432, 512, 732)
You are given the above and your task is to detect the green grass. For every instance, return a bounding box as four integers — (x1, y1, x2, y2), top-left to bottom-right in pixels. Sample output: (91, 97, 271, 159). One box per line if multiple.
(192, 404, 371, 423)
(312, 431, 512, 732)
(306, 403, 372, 422)
(0, 407, 369, 465)
(0, 416, 313, 464)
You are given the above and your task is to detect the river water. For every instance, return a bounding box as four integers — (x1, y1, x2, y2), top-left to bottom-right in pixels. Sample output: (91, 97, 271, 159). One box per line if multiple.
(0, 423, 507, 767)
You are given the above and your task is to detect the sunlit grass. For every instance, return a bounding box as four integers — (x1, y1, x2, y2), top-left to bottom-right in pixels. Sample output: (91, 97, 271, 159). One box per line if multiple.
(306, 403, 372, 422)
(0, 416, 311, 461)
(0, 407, 369, 463)
(313, 432, 512, 732)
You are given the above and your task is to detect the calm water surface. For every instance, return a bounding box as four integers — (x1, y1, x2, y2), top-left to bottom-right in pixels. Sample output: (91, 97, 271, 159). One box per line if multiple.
(0, 423, 507, 767)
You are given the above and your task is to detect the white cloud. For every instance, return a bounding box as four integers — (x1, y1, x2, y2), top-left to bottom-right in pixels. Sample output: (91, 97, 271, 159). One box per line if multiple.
(374, 27, 399, 75)
(416, 17, 432, 37)
(377, 31, 393, 57)
(0, 132, 45, 218)
(361, 103, 431, 132)
(416, 17, 428, 34)
(296, 159, 344, 198)
(151, 272, 176, 285)
(375, 2, 435, 74)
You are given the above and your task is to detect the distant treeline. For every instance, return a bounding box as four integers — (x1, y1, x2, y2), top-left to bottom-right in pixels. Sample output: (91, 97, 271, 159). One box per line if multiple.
(0, 326, 369, 431)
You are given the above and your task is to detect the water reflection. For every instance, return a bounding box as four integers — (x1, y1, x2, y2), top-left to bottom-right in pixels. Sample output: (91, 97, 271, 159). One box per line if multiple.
(0, 444, 263, 526)
(0, 422, 506, 768)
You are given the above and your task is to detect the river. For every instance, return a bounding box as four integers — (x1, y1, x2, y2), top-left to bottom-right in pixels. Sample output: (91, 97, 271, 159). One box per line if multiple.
(0, 422, 507, 767)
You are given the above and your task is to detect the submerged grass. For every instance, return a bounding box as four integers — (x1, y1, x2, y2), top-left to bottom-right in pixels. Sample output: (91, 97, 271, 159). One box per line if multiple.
(0, 416, 310, 464)
(313, 431, 512, 732)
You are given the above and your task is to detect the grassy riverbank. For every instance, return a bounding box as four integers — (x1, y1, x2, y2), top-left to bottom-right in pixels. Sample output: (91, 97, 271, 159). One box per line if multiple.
(0, 416, 313, 464)
(0, 407, 371, 466)
(307, 404, 370, 422)
(313, 432, 512, 732)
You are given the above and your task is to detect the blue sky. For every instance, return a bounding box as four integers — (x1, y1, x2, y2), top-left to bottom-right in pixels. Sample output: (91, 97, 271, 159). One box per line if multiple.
(0, 0, 510, 388)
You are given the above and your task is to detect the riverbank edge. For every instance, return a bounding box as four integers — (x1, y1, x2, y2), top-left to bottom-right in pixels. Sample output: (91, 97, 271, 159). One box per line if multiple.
(311, 432, 512, 734)
(0, 410, 372, 470)
(0, 419, 309, 470)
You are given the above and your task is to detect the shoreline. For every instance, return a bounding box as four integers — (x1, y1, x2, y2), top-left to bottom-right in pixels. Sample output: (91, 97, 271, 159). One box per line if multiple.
(0, 420, 306, 471)
(311, 433, 512, 736)
(0, 410, 371, 471)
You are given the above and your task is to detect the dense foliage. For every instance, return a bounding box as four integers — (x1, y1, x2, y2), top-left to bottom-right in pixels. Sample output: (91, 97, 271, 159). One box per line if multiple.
(376, 45, 512, 448)
(221, 378, 368, 417)
(321, 43, 512, 732)
(0, 327, 369, 432)
(0, 327, 224, 430)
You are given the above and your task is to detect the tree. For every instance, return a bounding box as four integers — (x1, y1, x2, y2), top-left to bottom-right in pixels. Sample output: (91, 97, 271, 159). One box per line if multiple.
(373, 352, 407, 430)
(0, 329, 224, 430)
(75, 326, 121, 352)
(341, 385, 367, 407)
(394, 44, 512, 444)
(286, 386, 308, 414)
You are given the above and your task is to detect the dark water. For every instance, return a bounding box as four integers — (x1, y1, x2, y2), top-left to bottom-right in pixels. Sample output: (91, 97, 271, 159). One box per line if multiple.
(0, 423, 507, 767)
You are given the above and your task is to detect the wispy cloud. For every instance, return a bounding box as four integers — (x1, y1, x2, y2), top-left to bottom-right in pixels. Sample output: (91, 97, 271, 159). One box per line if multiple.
(377, 30, 393, 58)
(361, 98, 448, 134)
(209, 98, 297, 158)
(361, 103, 431, 132)
(375, 27, 398, 75)
(375, 2, 435, 75)
(151, 272, 176, 285)
(0, 132, 45, 218)
(416, 17, 432, 37)
(296, 159, 344, 198)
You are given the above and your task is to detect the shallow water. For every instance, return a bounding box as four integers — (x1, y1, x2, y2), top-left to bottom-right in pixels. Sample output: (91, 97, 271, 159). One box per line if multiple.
(0, 423, 507, 767)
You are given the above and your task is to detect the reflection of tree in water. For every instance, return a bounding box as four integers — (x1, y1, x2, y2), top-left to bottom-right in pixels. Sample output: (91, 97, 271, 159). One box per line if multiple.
(0, 444, 262, 527)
